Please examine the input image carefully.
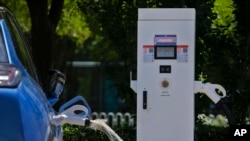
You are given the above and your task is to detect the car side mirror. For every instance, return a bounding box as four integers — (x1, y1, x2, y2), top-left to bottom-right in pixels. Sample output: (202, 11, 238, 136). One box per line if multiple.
(45, 69, 66, 105)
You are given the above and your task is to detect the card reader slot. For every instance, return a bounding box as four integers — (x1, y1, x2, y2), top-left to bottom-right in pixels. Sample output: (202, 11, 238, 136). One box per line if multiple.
(143, 91, 147, 109)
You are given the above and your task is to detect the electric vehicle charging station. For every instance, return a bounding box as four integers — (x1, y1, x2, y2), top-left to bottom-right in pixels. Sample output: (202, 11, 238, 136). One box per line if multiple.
(130, 8, 227, 141)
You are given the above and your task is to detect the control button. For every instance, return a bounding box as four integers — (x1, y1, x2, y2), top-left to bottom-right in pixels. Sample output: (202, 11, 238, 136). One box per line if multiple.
(161, 79, 169, 88)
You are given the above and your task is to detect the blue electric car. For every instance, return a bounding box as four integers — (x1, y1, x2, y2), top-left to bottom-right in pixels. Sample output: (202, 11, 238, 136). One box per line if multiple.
(0, 6, 65, 141)
(0, 5, 123, 141)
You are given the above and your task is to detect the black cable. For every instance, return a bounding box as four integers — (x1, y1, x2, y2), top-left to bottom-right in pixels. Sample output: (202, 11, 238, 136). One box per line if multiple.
(194, 130, 199, 141)
(216, 100, 234, 125)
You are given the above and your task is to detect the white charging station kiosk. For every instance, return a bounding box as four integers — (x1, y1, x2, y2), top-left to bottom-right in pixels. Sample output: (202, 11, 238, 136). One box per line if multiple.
(131, 8, 196, 141)
(130, 8, 228, 141)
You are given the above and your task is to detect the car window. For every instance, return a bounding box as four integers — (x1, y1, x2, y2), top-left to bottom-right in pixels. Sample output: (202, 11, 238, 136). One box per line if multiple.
(3, 10, 39, 82)
(0, 27, 8, 63)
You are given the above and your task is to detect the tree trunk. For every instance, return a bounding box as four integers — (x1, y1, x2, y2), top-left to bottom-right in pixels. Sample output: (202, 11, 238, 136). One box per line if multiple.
(25, 0, 64, 88)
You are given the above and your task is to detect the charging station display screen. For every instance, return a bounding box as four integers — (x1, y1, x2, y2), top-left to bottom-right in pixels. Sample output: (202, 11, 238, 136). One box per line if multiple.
(155, 46, 176, 59)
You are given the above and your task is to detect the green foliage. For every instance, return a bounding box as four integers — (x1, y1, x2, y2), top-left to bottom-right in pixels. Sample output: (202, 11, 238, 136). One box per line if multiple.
(196, 124, 228, 141)
(56, 0, 91, 48)
(206, 0, 250, 124)
(77, 0, 139, 112)
(2, 0, 31, 31)
(194, 0, 250, 126)
(194, 0, 217, 78)
(197, 114, 229, 127)
(212, 0, 235, 35)
(4, 0, 91, 50)
(63, 124, 136, 141)
(78, 0, 137, 62)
